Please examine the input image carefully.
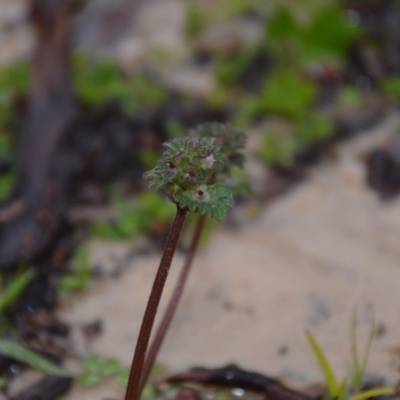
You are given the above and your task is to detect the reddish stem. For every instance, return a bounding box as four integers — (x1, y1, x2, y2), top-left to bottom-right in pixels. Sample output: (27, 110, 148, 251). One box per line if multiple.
(138, 214, 206, 393)
(124, 207, 187, 400)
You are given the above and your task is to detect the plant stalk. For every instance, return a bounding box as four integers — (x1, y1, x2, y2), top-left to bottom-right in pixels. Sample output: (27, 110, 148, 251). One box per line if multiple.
(124, 207, 187, 400)
(138, 214, 206, 394)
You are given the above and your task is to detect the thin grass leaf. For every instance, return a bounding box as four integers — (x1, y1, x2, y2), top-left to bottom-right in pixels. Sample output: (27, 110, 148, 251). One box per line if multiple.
(359, 315, 375, 384)
(337, 378, 348, 400)
(305, 329, 339, 398)
(0, 339, 70, 376)
(349, 387, 395, 400)
(351, 309, 362, 390)
(0, 269, 34, 313)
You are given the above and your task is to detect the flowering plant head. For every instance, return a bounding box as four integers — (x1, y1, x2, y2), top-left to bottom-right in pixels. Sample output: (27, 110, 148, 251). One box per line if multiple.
(189, 122, 246, 174)
(143, 135, 234, 221)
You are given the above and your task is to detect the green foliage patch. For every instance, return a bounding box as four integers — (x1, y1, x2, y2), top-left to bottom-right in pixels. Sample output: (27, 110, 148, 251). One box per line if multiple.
(266, 4, 360, 67)
(306, 311, 394, 400)
(90, 191, 176, 240)
(58, 246, 92, 296)
(73, 54, 169, 111)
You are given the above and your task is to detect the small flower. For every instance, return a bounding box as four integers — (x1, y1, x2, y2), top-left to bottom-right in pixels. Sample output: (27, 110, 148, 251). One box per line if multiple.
(143, 122, 248, 221)
(202, 153, 215, 169)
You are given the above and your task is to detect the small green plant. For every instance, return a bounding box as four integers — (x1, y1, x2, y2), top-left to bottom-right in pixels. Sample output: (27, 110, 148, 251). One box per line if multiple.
(306, 311, 394, 400)
(90, 192, 176, 241)
(73, 54, 168, 112)
(259, 112, 334, 167)
(58, 246, 92, 296)
(349, 310, 375, 392)
(78, 354, 130, 387)
(0, 171, 16, 202)
(260, 69, 317, 120)
(335, 87, 365, 109)
(260, 127, 298, 167)
(123, 124, 246, 400)
(235, 69, 318, 125)
(0, 60, 30, 127)
(185, 1, 207, 39)
(266, 3, 360, 67)
(296, 112, 334, 146)
(137, 124, 247, 395)
(214, 47, 258, 88)
(184, 0, 253, 35)
(380, 76, 400, 100)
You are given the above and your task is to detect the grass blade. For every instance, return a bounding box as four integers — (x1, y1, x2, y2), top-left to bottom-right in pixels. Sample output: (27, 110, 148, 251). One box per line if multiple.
(305, 329, 339, 398)
(351, 309, 361, 390)
(349, 387, 395, 400)
(0, 339, 70, 376)
(337, 378, 348, 400)
(360, 315, 375, 383)
(0, 269, 34, 313)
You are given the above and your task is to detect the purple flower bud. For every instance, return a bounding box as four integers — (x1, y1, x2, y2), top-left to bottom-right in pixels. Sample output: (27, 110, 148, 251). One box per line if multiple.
(197, 190, 204, 197)
(188, 171, 196, 178)
(169, 162, 177, 170)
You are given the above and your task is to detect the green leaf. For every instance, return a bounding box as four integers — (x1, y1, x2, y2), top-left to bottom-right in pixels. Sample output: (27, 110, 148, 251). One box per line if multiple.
(0, 269, 35, 312)
(211, 205, 227, 222)
(0, 339, 70, 376)
(337, 378, 348, 400)
(359, 315, 376, 389)
(350, 309, 376, 392)
(349, 387, 395, 400)
(305, 329, 339, 398)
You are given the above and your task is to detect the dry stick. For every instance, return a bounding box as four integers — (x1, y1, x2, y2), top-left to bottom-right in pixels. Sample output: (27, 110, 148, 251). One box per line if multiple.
(138, 214, 206, 394)
(124, 207, 187, 400)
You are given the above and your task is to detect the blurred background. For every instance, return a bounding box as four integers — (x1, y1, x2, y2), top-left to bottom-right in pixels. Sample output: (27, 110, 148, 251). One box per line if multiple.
(1, 0, 400, 399)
